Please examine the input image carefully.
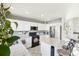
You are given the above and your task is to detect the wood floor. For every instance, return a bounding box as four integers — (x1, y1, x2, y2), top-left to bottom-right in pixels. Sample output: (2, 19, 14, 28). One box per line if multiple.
(27, 45, 42, 56)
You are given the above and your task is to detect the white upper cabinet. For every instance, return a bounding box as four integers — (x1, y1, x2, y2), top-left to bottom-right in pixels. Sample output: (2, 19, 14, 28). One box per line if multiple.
(38, 24, 49, 31)
(9, 19, 49, 31)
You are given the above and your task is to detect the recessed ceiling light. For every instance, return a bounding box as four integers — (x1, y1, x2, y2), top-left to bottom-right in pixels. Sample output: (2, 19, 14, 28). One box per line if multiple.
(25, 11, 30, 14)
(41, 14, 44, 17)
(48, 19, 50, 21)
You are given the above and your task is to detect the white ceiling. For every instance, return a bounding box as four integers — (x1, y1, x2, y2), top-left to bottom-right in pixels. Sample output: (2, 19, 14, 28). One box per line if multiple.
(7, 3, 79, 22)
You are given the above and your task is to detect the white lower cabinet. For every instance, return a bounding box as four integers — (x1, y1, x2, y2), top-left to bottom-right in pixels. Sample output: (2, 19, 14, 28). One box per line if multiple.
(16, 34, 32, 48)
(41, 42, 51, 56)
(26, 37, 32, 48)
(40, 42, 59, 56)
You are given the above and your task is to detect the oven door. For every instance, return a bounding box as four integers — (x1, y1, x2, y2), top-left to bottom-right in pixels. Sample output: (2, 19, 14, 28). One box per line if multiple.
(32, 35, 40, 47)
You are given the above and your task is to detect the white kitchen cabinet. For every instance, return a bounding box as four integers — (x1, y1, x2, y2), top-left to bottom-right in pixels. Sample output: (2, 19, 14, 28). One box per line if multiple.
(38, 24, 49, 31)
(19, 35, 32, 48)
(25, 36, 32, 48)
(10, 40, 30, 56)
(40, 42, 51, 56)
(10, 19, 49, 31)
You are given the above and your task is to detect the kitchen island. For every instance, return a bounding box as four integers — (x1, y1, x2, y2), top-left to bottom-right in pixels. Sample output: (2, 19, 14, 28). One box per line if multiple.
(40, 36, 62, 56)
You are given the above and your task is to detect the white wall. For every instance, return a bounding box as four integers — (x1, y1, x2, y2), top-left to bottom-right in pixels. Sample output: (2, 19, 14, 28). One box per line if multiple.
(72, 18, 79, 32)
(65, 4, 79, 20)
(64, 4, 79, 33)
(62, 5, 79, 41)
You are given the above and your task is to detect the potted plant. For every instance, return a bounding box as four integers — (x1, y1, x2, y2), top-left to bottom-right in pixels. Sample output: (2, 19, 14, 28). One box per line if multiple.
(0, 3, 20, 56)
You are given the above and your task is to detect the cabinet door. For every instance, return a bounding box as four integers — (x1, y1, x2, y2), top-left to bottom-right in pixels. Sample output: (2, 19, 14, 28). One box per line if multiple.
(41, 42, 51, 56)
(38, 24, 48, 31)
(26, 37, 32, 48)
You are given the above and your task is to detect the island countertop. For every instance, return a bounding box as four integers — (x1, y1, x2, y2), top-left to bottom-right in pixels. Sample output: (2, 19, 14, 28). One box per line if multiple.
(40, 37, 62, 48)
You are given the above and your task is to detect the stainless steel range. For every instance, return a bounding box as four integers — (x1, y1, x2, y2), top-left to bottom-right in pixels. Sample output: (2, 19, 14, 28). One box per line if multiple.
(29, 32, 40, 47)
